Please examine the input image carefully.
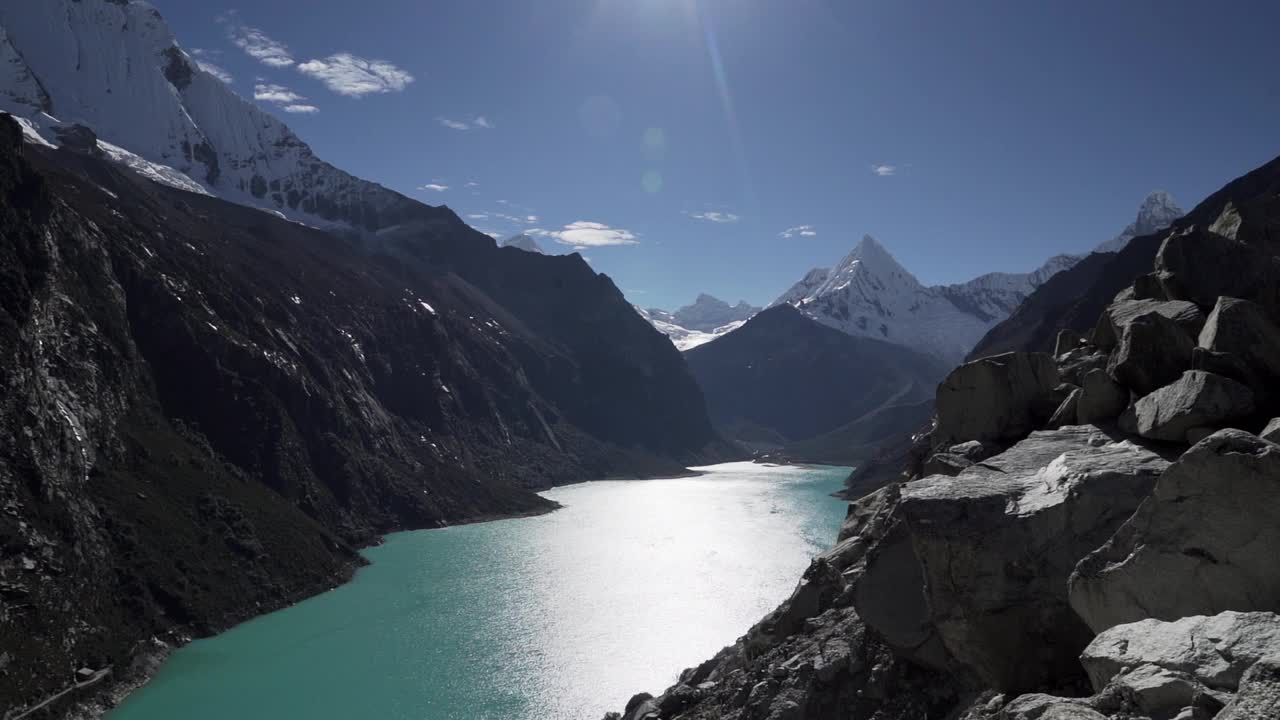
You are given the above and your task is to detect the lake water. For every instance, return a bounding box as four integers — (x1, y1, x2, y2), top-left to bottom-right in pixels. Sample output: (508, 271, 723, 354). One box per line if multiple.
(108, 462, 850, 720)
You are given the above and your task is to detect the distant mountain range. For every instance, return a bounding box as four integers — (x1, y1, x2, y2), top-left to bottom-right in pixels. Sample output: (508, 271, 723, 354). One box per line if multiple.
(773, 235, 1082, 364)
(644, 193, 1183, 362)
(503, 233, 545, 254)
(636, 294, 761, 351)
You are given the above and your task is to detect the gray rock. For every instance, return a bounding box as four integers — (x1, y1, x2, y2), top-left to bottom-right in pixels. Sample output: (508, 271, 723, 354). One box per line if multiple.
(1077, 369, 1128, 424)
(1057, 349, 1110, 387)
(1094, 664, 1205, 720)
(1132, 272, 1171, 301)
(1054, 328, 1085, 357)
(1081, 612, 1280, 692)
(1261, 418, 1280, 443)
(936, 352, 1061, 444)
(1130, 371, 1254, 442)
(884, 427, 1169, 691)
(999, 694, 1099, 719)
(923, 452, 973, 476)
(1217, 656, 1280, 720)
(1155, 226, 1280, 315)
(1046, 388, 1081, 429)
(1093, 298, 1206, 351)
(1184, 426, 1217, 445)
(1198, 296, 1280, 396)
(1070, 430, 1280, 631)
(949, 440, 1001, 462)
(1108, 311, 1196, 396)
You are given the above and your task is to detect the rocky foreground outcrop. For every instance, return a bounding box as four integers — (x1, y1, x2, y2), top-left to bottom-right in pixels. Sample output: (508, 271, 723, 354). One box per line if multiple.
(607, 155, 1280, 719)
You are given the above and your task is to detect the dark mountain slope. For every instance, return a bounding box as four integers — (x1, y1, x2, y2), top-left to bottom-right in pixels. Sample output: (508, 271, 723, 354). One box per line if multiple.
(0, 117, 726, 712)
(972, 154, 1280, 358)
(684, 305, 946, 455)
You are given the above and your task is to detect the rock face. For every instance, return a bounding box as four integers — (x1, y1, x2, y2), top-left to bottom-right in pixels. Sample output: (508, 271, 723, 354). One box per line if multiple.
(889, 427, 1170, 691)
(1127, 371, 1255, 442)
(935, 352, 1061, 444)
(1070, 431, 1280, 632)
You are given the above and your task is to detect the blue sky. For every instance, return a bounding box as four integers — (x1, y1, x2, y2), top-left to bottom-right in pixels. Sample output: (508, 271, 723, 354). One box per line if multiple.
(159, 0, 1280, 310)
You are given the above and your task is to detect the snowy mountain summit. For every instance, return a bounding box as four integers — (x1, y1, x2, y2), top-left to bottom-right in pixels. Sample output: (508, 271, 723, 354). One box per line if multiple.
(638, 295, 761, 351)
(774, 235, 1080, 363)
(0, 0, 441, 234)
(1095, 191, 1184, 252)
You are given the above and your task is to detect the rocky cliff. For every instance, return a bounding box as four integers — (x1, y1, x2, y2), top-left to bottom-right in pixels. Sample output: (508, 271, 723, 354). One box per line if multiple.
(0, 113, 729, 717)
(607, 153, 1280, 720)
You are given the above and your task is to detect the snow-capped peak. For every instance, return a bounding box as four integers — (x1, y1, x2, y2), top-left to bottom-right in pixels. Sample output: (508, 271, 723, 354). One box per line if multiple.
(636, 293, 761, 350)
(772, 234, 1082, 363)
(502, 234, 545, 254)
(0, 0, 443, 235)
(1096, 191, 1184, 252)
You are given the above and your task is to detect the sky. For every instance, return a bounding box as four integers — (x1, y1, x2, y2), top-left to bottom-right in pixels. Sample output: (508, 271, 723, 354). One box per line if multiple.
(157, 0, 1280, 311)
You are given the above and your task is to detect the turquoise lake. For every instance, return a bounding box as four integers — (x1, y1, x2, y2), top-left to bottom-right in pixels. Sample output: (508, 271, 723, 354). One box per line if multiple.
(108, 462, 850, 720)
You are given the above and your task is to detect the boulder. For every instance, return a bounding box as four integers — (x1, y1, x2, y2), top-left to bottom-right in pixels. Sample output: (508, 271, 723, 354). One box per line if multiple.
(1092, 298, 1206, 351)
(1132, 272, 1171, 301)
(1198, 296, 1280, 401)
(922, 452, 972, 476)
(1107, 311, 1196, 396)
(1054, 328, 1084, 357)
(1261, 418, 1280, 443)
(1000, 694, 1104, 720)
(1155, 226, 1280, 315)
(935, 352, 1061, 444)
(1056, 349, 1110, 387)
(1070, 430, 1280, 631)
(1129, 371, 1254, 442)
(948, 440, 1001, 462)
(1077, 369, 1128, 424)
(1217, 656, 1280, 720)
(1209, 197, 1280, 258)
(1091, 665, 1208, 720)
(1081, 612, 1280, 692)
(882, 427, 1169, 691)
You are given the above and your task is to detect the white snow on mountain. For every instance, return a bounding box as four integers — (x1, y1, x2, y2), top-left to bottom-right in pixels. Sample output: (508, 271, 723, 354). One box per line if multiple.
(773, 235, 1081, 364)
(637, 294, 761, 351)
(0, 0, 437, 234)
(502, 233, 545, 254)
(1095, 191, 1184, 252)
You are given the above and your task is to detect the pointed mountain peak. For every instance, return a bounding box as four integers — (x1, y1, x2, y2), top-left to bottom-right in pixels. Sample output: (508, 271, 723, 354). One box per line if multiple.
(1096, 190, 1185, 253)
(692, 293, 729, 308)
(833, 234, 919, 285)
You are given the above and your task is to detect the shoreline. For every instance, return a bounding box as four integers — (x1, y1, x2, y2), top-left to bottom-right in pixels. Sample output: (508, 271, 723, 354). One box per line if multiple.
(51, 462, 720, 720)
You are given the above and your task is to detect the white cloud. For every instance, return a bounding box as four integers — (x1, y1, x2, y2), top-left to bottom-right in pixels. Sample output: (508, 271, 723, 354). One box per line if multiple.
(529, 221, 639, 248)
(465, 181, 479, 188)
(254, 83, 305, 104)
(225, 22, 295, 68)
(297, 53, 414, 97)
(688, 211, 740, 223)
(418, 183, 449, 192)
(780, 225, 817, 239)
(190, 49, 234, 84)
(467, 213, 488, 220)
(871, 164, 896, 176)
(437, 116, 494, 131)
(253, 83, 319, 114)
(492, 212, 538, 225)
